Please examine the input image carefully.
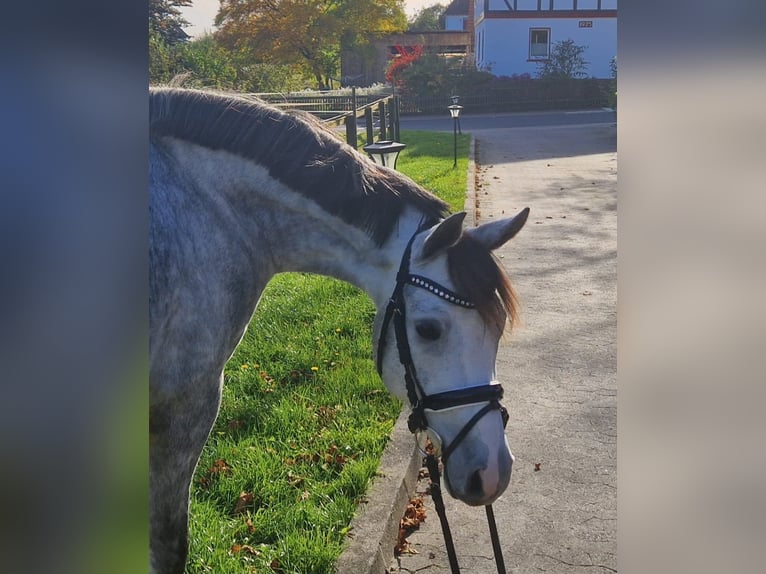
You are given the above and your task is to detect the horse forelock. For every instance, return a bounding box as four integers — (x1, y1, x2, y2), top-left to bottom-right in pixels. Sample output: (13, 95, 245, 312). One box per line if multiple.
(447, 235, 519, 333)
(149, 87, 448, 246)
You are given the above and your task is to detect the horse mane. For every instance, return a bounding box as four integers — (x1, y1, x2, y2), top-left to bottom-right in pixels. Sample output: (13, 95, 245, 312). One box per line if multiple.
(149, 87, 448, 246)
(149, 87, 517, 331)
(447, 235, 519, 333)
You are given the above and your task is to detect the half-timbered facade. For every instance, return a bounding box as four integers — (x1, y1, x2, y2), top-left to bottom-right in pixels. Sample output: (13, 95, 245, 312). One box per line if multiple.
(475, 0, 617, 78)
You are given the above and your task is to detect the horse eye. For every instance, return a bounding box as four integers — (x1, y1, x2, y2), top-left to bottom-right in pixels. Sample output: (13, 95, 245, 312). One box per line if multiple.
(415, 320, 442, 341)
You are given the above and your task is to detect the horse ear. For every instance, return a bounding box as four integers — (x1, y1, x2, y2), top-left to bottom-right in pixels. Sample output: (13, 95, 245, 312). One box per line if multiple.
(421, 212, 466, 259)
(465, 207, 530, 251)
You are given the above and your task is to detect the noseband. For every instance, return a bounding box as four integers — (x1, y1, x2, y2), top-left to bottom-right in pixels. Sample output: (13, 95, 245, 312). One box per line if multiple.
(375, 224, 509, 462)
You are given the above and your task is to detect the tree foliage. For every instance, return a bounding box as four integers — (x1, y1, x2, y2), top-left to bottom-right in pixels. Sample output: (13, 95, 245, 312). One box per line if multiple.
(215, 0, 407, 89)
(149, 0, 192, 45)
(150, 27, 180, 83)
(537, 39, 589, 80)
(149, 30, 312, 92)
(386, 45, 423, 84)
(408, 3, 446, 31)
(176, 35, 239, 89)
(397, 53, 493, 101)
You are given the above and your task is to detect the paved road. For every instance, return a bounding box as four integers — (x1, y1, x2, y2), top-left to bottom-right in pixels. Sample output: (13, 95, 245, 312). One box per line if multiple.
(390, 121, 617, 573)
(399, 109, 616, 132)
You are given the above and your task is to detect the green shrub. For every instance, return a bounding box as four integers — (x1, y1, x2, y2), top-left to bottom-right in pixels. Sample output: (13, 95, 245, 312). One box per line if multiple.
(537, 39, 589, 80)
(398, 54, 494, 101)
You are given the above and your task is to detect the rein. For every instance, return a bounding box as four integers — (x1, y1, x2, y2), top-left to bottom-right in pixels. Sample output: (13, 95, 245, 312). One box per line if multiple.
(376, 224, 509, 574)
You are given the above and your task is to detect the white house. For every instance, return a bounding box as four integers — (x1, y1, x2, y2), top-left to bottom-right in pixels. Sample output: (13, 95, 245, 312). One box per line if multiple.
(444, 0, 470, 31)
(474, 0, 617, 78)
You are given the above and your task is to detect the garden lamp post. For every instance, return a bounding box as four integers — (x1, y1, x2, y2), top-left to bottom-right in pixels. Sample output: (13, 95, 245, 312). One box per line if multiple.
(363, 140, 407, 170)
(450, 95, 462, 134)
(448, 103, 463, 168)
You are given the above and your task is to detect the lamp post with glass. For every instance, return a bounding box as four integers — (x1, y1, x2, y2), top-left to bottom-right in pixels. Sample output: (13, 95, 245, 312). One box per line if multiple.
(362, 140, 407, 170)
(448, 102, 463, 168)
(450, 95, 462, 134)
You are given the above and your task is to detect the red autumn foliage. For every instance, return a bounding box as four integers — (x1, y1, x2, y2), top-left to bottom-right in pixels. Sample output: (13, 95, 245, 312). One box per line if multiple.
(386, 45, 424, 84)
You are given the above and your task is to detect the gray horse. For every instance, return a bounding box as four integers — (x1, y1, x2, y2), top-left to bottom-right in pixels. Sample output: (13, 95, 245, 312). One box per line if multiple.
(149, 87, 528, 573)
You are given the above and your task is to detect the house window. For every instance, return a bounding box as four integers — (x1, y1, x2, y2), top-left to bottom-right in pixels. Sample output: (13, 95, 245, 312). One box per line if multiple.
(529, 28, 550, 59)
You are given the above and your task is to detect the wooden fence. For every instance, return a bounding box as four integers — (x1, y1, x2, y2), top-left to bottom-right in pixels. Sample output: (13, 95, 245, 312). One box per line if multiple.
(253, 90, 401, 149)
(250, 78, 613, 144)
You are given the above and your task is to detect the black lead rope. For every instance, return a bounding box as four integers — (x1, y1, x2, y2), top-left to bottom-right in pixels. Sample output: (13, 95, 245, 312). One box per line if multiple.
(425, 453, 460, 574)
(425, 453, 508, 574)
(377, 223, 508, 574)
(486, 504, 507, 574)
(425, 401, 509, 574)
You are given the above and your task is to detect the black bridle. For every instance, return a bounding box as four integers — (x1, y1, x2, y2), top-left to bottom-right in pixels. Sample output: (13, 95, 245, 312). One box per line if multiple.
(376, 224, 509, 574)
(376, 224, 509, 457)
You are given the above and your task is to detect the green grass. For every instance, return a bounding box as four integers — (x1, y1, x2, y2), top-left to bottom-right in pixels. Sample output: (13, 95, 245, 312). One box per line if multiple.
(397, 130, 471, 210)
(187, 130, 470, 574)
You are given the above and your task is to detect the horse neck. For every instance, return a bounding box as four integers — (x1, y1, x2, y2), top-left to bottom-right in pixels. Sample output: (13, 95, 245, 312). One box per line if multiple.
(167, 139, 422, 309)
(272, 206, 424, 310)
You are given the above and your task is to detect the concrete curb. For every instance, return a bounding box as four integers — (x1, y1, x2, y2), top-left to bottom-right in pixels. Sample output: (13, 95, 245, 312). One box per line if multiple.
(334, 410, 421, 574)
(464, 135, 477, 227)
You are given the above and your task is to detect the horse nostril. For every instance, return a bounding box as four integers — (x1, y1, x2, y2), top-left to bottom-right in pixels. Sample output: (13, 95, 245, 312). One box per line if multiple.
(467, 469, 483, 497)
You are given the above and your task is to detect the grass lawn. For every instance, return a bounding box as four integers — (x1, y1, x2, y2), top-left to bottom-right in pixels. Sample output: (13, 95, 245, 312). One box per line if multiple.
(186, 130, 471, 574)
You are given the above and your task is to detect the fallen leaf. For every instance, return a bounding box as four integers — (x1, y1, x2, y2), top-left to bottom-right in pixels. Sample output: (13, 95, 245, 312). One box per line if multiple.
(210, 459, 232, 475)
(287, 471, 305, 487)
(395, 496, 427, 555)
(231, 543, 259, 556)
(234, 491, 255, 515)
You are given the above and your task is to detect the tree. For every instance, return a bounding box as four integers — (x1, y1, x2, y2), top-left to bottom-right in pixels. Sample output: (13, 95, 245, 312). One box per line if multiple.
(408, 3, 446, 32)
(386, 45, 424, 85)
(396, 54, 493, 101)
(537, 39, 589, 80)
(149, 27, 181, 84)
(149, 0, 192, 45)
(176, 35, 239, 89)
(215, 0, 407, 89)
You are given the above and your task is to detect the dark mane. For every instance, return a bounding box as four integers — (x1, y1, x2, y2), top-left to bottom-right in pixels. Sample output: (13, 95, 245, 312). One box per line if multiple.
(447, 235, 519, 333)
(149, 87, 517, 330)
(149, 87, 448, 245)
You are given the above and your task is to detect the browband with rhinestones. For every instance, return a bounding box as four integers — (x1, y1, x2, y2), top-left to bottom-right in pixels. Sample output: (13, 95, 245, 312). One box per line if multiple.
(406, 274, 475, 308)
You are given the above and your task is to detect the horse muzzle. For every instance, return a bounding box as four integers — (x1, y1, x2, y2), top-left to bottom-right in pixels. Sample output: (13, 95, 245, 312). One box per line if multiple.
(415, 393, 513, 506)
(443, 439, 514, 506)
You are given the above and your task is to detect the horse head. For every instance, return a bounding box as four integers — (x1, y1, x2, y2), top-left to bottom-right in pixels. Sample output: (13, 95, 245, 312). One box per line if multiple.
(375, 207, 529, 506)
